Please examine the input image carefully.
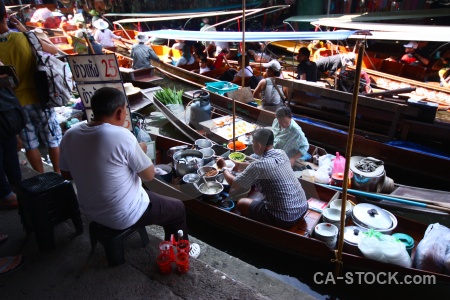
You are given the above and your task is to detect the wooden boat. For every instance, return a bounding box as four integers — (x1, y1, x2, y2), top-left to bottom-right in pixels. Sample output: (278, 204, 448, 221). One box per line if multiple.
(124, 51, 450, 191)
(144, 87, 450, 217)
(143, 132, 450, 284)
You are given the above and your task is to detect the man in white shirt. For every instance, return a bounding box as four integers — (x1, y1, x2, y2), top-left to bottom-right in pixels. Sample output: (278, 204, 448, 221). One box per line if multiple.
(59, 88, 193, 244)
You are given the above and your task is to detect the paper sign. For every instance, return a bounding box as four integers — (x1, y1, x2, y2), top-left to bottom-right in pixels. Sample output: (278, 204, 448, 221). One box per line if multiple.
(67, 54, 122, 82)
(76, 82, 125, 107)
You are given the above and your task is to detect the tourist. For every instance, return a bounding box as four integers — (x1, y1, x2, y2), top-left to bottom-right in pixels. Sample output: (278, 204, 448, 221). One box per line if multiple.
(272, 106, 310, 166)
(172, 39, 185, 50)
(175, 44, 195, 67)
(198, 56, 210, 74)
(59, 87, 200, 258)
(93, 19, 121, 51)
(400, 41, 430, 66)
(130, 34, 160, 69)
(253, 60, 286, 111)
(74, 22, 87, 38)
(0, 5, 61, 174)
(315, 52, 356, 79)
(216, 129, 308, 229)
(296, 47, 317, 82)
(210, 48, 229, 70)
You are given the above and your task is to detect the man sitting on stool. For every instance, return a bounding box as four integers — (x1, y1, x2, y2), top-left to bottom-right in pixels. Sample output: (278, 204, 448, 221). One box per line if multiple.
(59, 87, 200, 257)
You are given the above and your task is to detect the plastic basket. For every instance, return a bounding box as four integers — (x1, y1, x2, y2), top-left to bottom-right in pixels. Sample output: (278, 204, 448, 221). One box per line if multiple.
(205, 81, 239, 95)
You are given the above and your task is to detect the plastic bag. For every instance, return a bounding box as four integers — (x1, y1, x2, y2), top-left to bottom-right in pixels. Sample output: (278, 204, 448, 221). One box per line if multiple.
(413, 223, 450, 273)
(332, 152, 346, 174)
(135, 126, 152, 143)
(358, 229, 412, 268)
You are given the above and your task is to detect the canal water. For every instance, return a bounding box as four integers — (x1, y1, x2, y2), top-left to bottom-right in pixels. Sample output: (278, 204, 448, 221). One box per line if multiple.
(143, 73, 450, 299)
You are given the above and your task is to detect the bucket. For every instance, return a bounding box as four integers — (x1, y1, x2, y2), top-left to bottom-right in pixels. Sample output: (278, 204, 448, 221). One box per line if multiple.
(392, 233, 414, 256)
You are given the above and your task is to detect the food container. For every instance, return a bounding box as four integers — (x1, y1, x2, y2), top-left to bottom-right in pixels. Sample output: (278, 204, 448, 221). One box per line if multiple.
(195, 139, 213, 149)
(351, 203, 397, 235)
(322, 208, 344, 227)
(167, 145, 189, 158)
(173, 149, 204, 177)
(182, 173, 200, 184)
(198, 181, 224, 202)
(197, 166, 218, 181)
(343, 225, 367, 254)
(228, 152, 246, 163)
(314, 223, 338, 249)
(154, 164, 173, 183)
(199, 147, 215, 164)
(227, 141, 247, 152)
(350, 156, 386, 193)
(329, 199, 353, 219)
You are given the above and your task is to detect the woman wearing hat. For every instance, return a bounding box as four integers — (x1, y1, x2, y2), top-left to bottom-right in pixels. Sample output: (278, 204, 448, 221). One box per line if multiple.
(93, 19, 121, 51)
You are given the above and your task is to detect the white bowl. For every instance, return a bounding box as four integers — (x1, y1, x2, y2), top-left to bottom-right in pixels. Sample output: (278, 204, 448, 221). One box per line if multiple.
(330, 199, 352, 212)
(315, 223, 338, 239)
(322, 208, 341, 223)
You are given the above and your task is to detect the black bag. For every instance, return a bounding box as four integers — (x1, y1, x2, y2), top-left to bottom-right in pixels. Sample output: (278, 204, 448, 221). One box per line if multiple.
(0, 87, 25, 140)
(249, 75, 263, 89)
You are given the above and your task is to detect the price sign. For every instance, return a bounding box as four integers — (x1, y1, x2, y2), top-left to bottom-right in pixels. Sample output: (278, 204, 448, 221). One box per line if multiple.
(76, 82, 125, 107)
(67, 54, 122, 82)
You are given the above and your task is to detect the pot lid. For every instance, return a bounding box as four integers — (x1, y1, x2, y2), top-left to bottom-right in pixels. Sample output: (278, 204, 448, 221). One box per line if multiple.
(352, 203, 392, 230)
(343, 226, 367, 246)
(350, 156, 384, 177)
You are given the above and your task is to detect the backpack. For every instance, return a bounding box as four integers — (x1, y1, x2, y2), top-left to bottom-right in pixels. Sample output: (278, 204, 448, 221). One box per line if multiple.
(24, 32, 73, 109)
(0, 87, 25, 140)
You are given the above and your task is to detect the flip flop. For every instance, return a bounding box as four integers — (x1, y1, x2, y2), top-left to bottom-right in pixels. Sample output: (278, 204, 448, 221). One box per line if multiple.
(0, 255, 24, 276)
(0, 193, 18, 210)
(0, 234, 8, 243)
(189, 243, 201, 259)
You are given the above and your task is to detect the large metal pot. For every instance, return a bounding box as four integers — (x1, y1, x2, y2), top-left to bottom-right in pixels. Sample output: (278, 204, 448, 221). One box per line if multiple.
(350, 156, 386, 192)
(172, 149, 204, 177)
(167, 145, 189, 158)
(351, 203, 397, 235)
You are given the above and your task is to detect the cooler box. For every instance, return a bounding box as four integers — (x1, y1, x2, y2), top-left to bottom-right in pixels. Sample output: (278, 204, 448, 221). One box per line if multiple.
(407, 99, 438, 123)
(206, 81, 239, 96)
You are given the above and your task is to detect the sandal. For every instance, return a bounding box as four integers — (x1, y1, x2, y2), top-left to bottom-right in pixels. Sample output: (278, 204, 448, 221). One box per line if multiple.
(0, 234, 8, 243)
(0, 255, 24, 276)
(189, 243, 201, 259)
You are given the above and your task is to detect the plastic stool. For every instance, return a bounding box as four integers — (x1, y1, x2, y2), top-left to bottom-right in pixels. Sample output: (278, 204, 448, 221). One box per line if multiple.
(89, 222, 149, 266)
(17, 172, 83, 250)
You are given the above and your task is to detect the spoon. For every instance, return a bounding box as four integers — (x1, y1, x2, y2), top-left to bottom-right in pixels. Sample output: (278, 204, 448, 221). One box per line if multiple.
(201, 175, 211, 188)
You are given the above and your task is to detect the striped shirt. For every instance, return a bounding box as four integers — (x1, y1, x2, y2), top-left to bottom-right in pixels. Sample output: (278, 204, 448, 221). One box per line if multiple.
(234, 149, 308, 222)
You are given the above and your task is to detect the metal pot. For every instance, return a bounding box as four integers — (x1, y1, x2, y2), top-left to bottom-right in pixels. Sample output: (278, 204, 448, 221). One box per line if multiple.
(350, 156, 386, 192)
(167, 145, 189, 158)
(172, 149, 204, 177)
(351, 203, 397, 235)
(195, 139, 213, 149)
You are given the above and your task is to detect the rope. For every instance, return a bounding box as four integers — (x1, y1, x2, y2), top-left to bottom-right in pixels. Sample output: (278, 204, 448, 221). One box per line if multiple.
(331, 250, 344, 266)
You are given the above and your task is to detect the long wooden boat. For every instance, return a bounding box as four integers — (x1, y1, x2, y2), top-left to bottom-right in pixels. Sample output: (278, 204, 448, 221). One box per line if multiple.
(145, 87, 450, 217)
(126, 54, 450, 191)
(144, 133, 450, 284)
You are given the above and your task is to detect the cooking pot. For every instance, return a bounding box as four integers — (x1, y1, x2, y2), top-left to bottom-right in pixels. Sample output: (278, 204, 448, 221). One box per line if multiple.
(167, 145, 189, 158)
(343, 225, 367, 255)
(351, 203, 397, 235)
(350, 156, 386, 192)
(198, 181, 224, 202)
(195, 139, 213, 149)
(172, 149, 204, 177)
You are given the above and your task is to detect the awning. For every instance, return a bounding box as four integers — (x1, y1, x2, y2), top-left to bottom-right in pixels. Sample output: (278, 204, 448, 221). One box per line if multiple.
(141, 29, 358, 42)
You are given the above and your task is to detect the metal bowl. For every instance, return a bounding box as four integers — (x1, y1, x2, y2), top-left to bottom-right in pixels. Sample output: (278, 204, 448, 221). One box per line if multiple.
(182, 173, 200, 184)
(195, 139, 213, 149)
(197, 166, 219, 181)
(198, 181, 224, 195)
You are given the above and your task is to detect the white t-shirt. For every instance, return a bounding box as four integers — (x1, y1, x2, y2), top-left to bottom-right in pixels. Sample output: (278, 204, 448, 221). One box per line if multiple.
(172, 42, 185, 50)
(59, 123, 153, 230)
(94, 29, 120, 48)
(199, 66, 210, 74)
(235, 66, 253, 77)
(176, 55, 195, 67)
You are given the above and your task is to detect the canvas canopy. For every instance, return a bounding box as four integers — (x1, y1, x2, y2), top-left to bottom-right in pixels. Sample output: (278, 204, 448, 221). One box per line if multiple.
(140, 29, 358, 43)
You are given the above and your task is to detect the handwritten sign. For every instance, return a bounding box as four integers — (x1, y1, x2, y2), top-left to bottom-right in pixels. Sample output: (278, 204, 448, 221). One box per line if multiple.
(67, 54, 122, 82)
(84, 106, 133, 131)
(76, 82, 124, 107)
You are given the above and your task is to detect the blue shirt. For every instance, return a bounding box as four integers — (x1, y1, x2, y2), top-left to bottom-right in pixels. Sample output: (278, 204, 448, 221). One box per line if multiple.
(272, 118, 309, 158)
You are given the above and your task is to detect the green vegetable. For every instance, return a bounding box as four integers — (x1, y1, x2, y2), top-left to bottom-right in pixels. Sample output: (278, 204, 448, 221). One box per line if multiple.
(229, 152, 246, 162)
(154, 87, 184, 105)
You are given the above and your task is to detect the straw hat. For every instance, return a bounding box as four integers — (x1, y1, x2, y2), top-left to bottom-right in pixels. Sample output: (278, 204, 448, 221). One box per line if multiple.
(123, 82, 141, 96)
(93, 19, 109, 30)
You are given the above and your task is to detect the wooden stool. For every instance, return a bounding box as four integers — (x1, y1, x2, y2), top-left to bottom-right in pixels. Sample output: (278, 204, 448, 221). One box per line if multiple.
(89, 222, 149, 266)
(17, 172, 83, 250)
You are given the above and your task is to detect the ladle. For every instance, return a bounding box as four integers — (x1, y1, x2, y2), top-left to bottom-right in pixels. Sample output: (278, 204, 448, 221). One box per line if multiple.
(201, 175, 211, 188)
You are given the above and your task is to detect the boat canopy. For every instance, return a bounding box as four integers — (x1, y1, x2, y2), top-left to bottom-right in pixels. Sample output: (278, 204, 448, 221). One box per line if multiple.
(349, 31, 450, 42)
(112, 5, 289, 24)
(141, 29, 358, 42)
(285, 8, 450, 23)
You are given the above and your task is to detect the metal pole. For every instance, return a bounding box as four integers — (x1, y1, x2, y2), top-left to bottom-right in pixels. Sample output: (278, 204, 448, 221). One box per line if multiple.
(334, 41, 365, 277)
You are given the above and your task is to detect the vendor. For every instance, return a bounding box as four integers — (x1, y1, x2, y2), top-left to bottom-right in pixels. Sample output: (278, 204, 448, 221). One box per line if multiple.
(216, 129, 308, 229)
(272, 106, 310, 166)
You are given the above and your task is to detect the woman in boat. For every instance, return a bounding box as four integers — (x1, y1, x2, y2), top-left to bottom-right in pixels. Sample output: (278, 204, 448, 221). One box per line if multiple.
(253, 60, 286, 112)
(175, 44, 195, 67)
(198, 56, 210, 74)
(210, 48, 229, 70)
(216, 129, 308, 229)
(272, 106, 310, 166)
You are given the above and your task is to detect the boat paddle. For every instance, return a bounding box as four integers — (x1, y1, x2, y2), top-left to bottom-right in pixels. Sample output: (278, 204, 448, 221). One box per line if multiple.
(321, 184, 450, 213)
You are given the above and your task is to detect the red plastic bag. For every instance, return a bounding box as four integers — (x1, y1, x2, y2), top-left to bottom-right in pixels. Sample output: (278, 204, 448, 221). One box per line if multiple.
(332, 152, 346, 174)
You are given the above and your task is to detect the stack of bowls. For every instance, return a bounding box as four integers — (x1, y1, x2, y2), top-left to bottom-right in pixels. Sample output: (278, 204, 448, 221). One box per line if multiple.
(322, 207, 345, 228)
(329, 198, 353, 219)
(314, 223, 338, 249)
